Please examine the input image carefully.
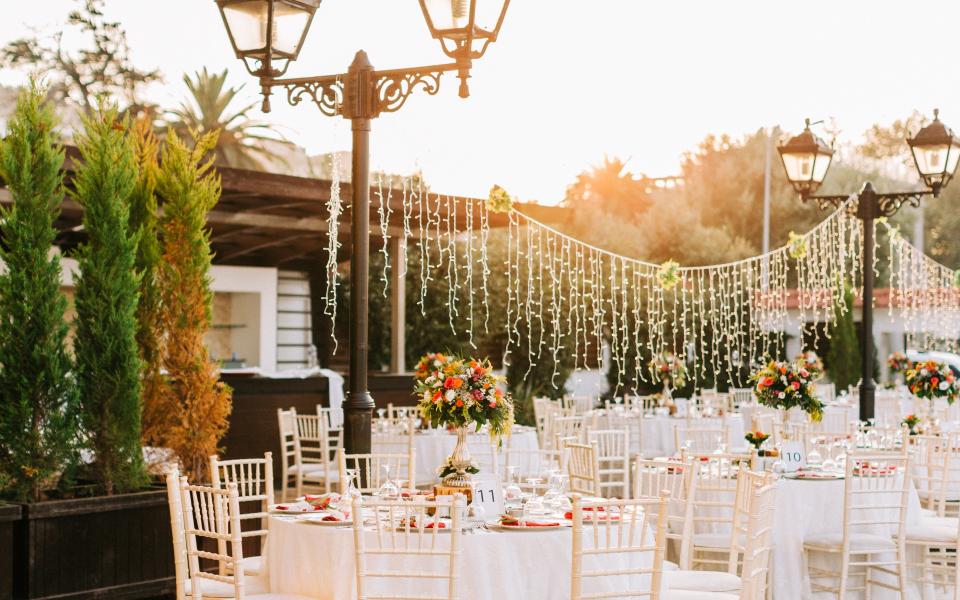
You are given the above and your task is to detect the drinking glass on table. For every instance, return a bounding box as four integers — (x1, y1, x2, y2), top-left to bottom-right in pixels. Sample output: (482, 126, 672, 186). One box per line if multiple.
(377, 464, 399, 499)
(542, 470, 563, 512)
(503, 466, 523, 505)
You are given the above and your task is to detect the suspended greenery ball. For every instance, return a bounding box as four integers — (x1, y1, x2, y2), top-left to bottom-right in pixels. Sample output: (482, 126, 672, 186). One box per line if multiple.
(487, 184, 513, 214)
(656, 260, 680, 291)
(787, 231, 807, 259)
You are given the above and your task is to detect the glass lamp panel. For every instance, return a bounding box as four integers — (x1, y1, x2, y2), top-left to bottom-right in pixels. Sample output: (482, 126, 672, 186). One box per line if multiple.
(781, 151, 816, 184)
(946, 142, 960, 177)
(222, 1, 270, 52)
(913, 143, 950, 177)
(272, 3, 312, 55)
(473, 0, 507, 33)
(812, 149, 832, 184)
(423, 0, 472, 31)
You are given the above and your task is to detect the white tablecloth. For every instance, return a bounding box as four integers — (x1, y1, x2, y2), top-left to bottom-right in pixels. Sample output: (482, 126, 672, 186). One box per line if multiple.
(643, 415, 746, 457)
(264, 516, 651, 599)
(374, 429, 539, 484)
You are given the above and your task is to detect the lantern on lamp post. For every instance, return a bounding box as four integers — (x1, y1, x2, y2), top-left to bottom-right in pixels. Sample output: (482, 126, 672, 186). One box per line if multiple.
(216, 0, 510, 456)
(778, 110, 960, 421)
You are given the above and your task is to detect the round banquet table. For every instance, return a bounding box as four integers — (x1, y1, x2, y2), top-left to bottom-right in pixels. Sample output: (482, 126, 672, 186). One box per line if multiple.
(643, 414, 746, 457)
(374, 428, 539, 485)
(772, 476, 923, 600)
(263, 515, 652, 599)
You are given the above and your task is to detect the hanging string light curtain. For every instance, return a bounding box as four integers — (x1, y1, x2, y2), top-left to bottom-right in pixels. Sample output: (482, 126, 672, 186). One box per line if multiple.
(324, 173, 870, 390)
(882, 220, 960, 353)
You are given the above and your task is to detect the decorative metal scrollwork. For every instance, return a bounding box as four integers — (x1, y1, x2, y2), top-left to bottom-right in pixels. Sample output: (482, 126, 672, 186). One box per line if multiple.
(285, 79, 345, 117)
(375, 71, 443, 114)
(876, 192, 926, 217)
(804, 194, 850, 211)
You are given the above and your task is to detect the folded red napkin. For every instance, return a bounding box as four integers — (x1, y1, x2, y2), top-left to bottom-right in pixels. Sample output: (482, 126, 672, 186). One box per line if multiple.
(564, 512, 620, 521)
(500, 516, 559, 527)
(275, 505, 289, 511)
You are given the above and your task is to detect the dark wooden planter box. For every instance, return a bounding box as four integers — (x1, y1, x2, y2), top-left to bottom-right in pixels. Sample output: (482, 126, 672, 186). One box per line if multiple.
(13, 489, 175, 600)
(1, 504, 21, 600)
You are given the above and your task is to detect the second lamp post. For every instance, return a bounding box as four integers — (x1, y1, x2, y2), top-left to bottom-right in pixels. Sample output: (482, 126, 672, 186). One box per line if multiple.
(778, 111, 960, 420)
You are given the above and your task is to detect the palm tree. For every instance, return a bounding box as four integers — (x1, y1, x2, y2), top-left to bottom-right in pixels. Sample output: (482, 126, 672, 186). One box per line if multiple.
(167, 67, 287, 170)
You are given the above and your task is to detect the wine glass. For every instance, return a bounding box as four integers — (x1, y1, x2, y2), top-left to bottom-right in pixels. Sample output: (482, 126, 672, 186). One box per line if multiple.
(377, 464, 399, 499)
(503, 466, 523, 505)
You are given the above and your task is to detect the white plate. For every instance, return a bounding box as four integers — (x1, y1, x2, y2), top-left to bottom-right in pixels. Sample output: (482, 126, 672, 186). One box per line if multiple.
(299, 515, 353, 526)
(269, 503, 317, 514)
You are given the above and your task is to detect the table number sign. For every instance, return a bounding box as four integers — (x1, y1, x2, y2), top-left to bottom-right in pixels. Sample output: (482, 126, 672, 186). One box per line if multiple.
(470, 477, 504, 517)
(778, 441, 806, 473)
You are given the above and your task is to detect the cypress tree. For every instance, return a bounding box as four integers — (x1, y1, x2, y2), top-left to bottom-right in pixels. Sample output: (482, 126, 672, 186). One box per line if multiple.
(71, 105, 147, 494)
(155, 130, 232, 481)
(128, 119, 165, 448)
(0, 83, 78, 502)
(827, 282, 861, 391)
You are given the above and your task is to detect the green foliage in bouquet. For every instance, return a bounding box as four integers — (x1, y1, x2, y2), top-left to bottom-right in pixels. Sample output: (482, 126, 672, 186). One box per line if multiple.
(656, 260, 680, 291)
(906, 360, 959, 404)
(486, 184, 513, 214)
(414, 356, 513, 441)
(0, 83, 79, 502)
(649, 352, 688, 388)
(72, 104, 147, 495)
(750, 358, 823, 421)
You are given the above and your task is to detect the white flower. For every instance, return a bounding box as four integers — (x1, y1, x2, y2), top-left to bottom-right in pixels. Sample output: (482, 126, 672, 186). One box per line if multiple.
(940, 381, 950, 390)
(433, 360, 442, 368)
(423, 391, 431, 403)
(445, 390, 456, 402)
(778, 392, 786, 399)
(921, 369, 929, 376)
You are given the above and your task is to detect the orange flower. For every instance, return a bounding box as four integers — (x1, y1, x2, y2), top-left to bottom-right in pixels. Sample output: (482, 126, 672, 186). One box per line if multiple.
(455, 399, 464, 407)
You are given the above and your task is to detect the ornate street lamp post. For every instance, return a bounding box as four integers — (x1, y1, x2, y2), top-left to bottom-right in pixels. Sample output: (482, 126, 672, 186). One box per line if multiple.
(217, 0, 510, 454)
(778, 111, 960, 420)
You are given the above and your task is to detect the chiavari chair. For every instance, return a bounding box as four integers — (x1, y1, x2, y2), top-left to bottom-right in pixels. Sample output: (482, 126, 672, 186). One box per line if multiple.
(585, 428, 630, 498)
(209, 453, 274, 577)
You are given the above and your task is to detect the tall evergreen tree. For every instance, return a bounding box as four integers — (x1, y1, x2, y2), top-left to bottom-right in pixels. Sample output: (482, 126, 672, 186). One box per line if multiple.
(155, 130, 232, 481)
(72, 105, 147, 495)
(0, 84, 78, 502)
(129, 118, 165, 447)
(827, 283, 862, 391)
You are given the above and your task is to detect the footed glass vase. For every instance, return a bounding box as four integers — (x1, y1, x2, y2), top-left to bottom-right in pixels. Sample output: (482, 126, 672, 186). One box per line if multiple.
(442, 426, 476, 486)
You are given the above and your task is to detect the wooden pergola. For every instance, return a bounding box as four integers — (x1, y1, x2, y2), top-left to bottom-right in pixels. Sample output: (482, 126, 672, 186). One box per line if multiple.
(0, 153, 570, 374)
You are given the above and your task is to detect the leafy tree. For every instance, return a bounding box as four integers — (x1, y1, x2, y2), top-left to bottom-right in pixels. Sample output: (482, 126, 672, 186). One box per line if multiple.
(0, 0, 160, 113)
(166, 68, 288, 170)
(71, 105, 147, 495)
(129, 119, 166, 447)
(827, 283, 861, 391)
(154, 130, 232, 481)
(0, 84, 79, 502)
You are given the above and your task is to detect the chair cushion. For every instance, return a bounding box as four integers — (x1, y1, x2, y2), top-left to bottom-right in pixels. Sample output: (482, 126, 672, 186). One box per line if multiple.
(184, 574, 268, 597)
(664, 569, 742, 592)
(662, 591, 738, 600)
(239, 555, 263, 576)
(803, 532, 897, 553)
(901, 516, 959, 543)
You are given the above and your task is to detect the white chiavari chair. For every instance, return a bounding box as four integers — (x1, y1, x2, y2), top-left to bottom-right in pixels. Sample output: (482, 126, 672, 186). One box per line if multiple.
(317, 405, 343, 452)
(167, 470, 310, 600)
(502, 441, 562, 495)
(729, 388, 753, 412)
(541, 403, 573, 450)
(570, 492, 670, 600)
(277, 408, 324, 502)
(209, 453, 274, 577)
(803, 450, 911, 598)
(585, 429, 630, 498)
(799, 430, 856, 458)
(916, 432, 960, 518)
(663, 470, 778, 598)
(680, 452, 752, 571)
(810, 409, 853, 434)
(371, 416, 417, 485)
(554, 415, 586, 447)
(634, 458, 698, 570)
(674, 426, 727, 454)
(338, 448, 417, 495)
(292, 409, 339, 495)
(814, 382, 837, 404)
(353, 494, 466, 600)
(563, 395, 596, 415)
(875, 392, 903, 427)
(533, 396, 555, 442)
(387, 403, 417, 420)
(566, 441, 601, 497)
(466, 435, 502, 480)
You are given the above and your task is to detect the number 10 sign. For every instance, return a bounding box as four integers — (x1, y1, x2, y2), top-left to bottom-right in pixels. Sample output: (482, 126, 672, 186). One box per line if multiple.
(778, 441, 806, 473)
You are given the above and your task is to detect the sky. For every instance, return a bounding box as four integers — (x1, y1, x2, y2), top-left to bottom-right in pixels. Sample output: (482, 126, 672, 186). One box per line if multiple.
(2, 0, 960, 204)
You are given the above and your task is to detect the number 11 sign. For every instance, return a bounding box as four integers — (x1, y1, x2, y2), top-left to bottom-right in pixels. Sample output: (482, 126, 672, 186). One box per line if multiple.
(471, 477, 504, 517)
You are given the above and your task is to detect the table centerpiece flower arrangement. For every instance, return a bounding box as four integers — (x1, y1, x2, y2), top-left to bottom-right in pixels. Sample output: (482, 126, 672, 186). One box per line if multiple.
(887, 352, 910, 385)
(750, 359, 823, 422)
(795, 350, 824, 381)
(901, 414, 921, 435)
(744, 430, 770, 451)
(905, 360, 959, 405)
(649, 352, 687, 406)
(414, 356, 514, 486)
